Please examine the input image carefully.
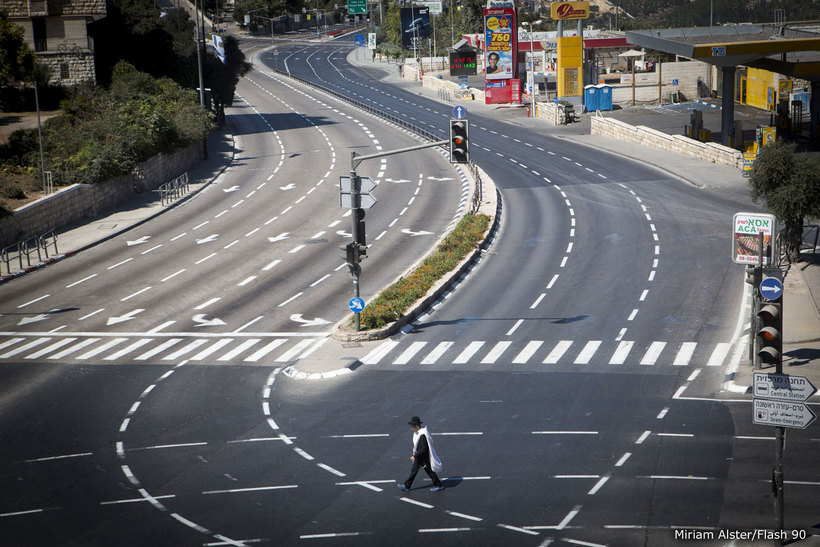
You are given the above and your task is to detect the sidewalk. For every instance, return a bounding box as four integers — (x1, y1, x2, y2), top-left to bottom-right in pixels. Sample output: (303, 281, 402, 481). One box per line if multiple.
(0, 129, 234, 282)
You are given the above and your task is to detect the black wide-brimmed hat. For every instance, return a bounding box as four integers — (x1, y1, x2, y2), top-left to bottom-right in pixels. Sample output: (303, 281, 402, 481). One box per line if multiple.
(408, 416, 422, 426)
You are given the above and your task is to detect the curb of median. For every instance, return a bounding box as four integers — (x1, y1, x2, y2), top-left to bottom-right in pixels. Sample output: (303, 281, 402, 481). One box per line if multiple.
(330, 162, 499, 345)
(0, 130, 236, 285)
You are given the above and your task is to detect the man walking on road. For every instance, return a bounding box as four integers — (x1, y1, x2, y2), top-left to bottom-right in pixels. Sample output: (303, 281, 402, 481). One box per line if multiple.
(398, 416, 444, 492)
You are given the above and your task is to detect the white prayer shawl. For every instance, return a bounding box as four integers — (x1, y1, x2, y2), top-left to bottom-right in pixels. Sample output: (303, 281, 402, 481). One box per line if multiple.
(412, 426, 443, 473)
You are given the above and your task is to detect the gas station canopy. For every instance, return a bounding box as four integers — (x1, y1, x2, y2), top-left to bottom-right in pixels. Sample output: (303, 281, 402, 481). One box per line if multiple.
(625, 23, 820, 143)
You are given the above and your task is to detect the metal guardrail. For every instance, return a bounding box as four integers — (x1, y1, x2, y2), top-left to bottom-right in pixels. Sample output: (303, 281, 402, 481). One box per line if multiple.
(1, 230, 58, 275)
(158, 172, 190, 206)
(270, 68, 484, 216)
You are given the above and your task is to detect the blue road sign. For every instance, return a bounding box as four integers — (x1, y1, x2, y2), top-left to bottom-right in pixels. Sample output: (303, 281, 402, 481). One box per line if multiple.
(760, 277, 783, 301)
(353, 34, 366, 47)
(452, 105, 467, 120)
(349, 297, 365, 312)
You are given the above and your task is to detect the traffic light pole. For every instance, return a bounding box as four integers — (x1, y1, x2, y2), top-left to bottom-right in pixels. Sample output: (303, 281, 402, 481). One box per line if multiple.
(346, 144, 447, 331)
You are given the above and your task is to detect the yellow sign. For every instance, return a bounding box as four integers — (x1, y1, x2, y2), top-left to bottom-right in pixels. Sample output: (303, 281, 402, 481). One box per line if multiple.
(557, 36, 583, 96)
(778, 79, 793, 100)
(550, 1, 590, 20)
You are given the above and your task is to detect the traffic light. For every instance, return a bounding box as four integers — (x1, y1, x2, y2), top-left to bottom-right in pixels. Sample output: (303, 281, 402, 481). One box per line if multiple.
(354, 207, 366, 257)
(757, 300, 782, 367)
(345, 242, 361, 265)
(449, 119, 469, 164)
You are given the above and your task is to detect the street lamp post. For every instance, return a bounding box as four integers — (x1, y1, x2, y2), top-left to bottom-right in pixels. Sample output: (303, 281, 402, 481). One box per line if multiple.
(522, 20, 541, 117)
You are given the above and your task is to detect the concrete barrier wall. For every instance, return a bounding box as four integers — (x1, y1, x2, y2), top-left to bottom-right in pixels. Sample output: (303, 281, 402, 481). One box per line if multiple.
(0, 141, 204, 247)
(590, 116, 743, 169)
(420, 74, 486, 102)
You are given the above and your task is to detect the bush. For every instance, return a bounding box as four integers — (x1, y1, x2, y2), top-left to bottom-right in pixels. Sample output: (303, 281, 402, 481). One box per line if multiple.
(359, 214, 490, 329)
(1, 183, 25, 199)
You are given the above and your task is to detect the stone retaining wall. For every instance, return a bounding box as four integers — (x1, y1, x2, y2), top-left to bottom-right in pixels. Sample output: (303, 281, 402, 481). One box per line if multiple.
(590, 116, 742, 169)
(0, 141, 204, 248)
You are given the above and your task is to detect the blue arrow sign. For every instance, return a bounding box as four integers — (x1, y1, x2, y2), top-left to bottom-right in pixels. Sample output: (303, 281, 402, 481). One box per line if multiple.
(760, 277, 783, 301)
(349, 297, 365, 312)
(452, 106, 467, 120)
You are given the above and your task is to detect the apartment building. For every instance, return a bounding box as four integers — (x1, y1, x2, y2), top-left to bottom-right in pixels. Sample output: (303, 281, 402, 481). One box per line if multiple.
(6, 0, 106, 86)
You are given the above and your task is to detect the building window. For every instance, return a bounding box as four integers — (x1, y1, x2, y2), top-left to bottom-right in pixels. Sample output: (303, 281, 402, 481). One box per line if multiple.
(60, 63, 70, 80)
(32, 17, 47, 52)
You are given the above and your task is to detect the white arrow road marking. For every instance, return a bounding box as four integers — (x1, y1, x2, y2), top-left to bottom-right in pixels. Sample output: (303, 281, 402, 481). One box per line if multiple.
(290, 314, 332, 327)
(18, 314, 51, 326)
(126, 236, 151, 246)
(385, 178, 411, 183)
(280, 183, 296, 191)
(196, 234, 219, 244)
(17, 308, 70, 326)
(428, 176, 454, 181)
(192, 314, 227, 327)
(106, 309, 145, 326)
(336, 230, 351, 237)
(223, 186, 240, 192)
(401, 229, 434, 237)
(268, 232, 290, 243)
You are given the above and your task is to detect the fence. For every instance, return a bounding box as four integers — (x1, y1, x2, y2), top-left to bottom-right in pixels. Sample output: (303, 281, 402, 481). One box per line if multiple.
(157, 172, 190, 206)
(1, 231, 58, 275)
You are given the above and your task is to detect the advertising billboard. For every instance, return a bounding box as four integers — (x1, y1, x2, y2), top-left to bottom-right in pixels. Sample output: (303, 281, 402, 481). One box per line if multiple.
(401, 6, 431, 50)
(732, 212, 777, 265)
(550, 1, 590, 20)
(483, 8, 516, 80)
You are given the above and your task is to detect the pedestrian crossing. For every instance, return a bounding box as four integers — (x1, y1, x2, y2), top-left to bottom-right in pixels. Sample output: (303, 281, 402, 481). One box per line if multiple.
(0, 335, 326, 364)
(360, 339, 734, 368)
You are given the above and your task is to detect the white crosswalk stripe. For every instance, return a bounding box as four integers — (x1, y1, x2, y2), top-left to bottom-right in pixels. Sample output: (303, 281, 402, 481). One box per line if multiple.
(453, 341, 484, 364)
(512, 341, 543, 364)
(164, 339, 209, 360)
(191, 339, 234, 361)
(136, 339, 182, 361)
(481, 341, 512, 364)
(77, 338, 128, 360)
(105, 338, 153, 361)
(574, 341, 602, 364)
(544, 340, 572, 364)
(673, 342, 698, 366)
(640, 341, 666, 365)
(1, 338, 50, 359)
(394, 341, 428, 365)
(219, 339, 262, 361)
(362, 341, 398, 365)
(421, 341, 453, 364)
(354, 339, 734, 369)
(0, 336, 735, 369)
(706, 342, 732, 367)
(244, 339, 287, 362)
(50, 338, 100, 359)
(609, 340, 634, 365)
(25, 338, 77, 360)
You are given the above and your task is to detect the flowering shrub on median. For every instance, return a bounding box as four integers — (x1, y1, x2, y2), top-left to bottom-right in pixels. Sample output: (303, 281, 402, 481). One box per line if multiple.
(358, 214, 490, 330)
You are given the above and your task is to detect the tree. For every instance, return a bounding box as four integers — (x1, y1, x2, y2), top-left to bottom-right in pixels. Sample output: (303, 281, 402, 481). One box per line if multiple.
(748, 140, 820, 263)
(0, 11, 36, 85)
